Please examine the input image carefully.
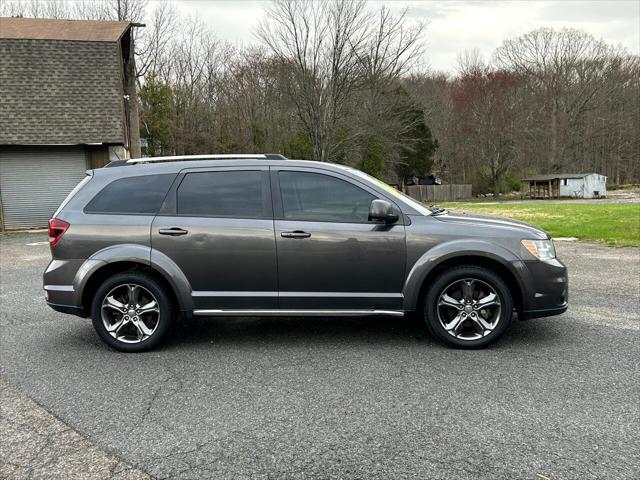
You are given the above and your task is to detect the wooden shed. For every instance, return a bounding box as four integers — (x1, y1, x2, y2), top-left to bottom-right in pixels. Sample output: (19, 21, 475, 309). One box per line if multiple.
(523, 173, 607, 199)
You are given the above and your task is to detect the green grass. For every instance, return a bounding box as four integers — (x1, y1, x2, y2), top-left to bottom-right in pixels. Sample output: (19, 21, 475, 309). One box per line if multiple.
(439, 203, 640, 247)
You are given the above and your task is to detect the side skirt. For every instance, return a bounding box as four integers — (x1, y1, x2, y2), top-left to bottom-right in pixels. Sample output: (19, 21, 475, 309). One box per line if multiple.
(192, 309, 405, 317)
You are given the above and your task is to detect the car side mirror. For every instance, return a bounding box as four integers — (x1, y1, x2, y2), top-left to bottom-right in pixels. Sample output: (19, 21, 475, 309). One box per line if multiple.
(369, 199, 399, 223)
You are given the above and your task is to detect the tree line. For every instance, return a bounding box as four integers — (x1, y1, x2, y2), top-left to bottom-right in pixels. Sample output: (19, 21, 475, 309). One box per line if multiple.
(411, 31, 639, 192)
(3, 0, 639, 192)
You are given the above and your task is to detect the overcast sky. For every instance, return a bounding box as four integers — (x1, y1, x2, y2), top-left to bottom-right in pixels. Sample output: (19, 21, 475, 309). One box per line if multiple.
(171, 0, 640, 72)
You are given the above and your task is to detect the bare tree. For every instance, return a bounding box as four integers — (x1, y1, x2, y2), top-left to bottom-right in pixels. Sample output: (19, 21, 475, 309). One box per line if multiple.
(0, 0, 70, 18)
(135, 1, 176, 79)
(494, 27, 612, 172)
(359, 6, 425, 85)
(256, 0, 426, 164)
(256, 0, 370, 161)
(354, 6, 426, 173)
(456, 47, 485, 76)
(69, 0, 147, 21)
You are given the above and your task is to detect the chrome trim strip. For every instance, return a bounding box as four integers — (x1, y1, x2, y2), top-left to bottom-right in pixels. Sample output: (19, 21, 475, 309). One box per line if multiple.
(44, 285, 75, 292)
(193, 309, 405, 317)
(281, 292, 402, 298)
(192, 291, 277, 297)
(192, 291, 403, 298)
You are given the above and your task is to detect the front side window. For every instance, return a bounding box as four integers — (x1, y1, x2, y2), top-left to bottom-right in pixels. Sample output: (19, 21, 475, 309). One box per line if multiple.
(85, 174, 175, 215)
(177, 170, 264, 217)
(278, 171, 376, 223)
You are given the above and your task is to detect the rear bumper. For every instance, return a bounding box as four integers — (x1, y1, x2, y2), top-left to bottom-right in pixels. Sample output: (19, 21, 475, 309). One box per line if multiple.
(43, 258, 103, 316)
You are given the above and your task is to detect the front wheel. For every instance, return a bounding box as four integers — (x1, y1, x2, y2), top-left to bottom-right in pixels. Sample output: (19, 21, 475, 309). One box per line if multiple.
(91, 271, 175, 352)
(424, 266, 513, 348)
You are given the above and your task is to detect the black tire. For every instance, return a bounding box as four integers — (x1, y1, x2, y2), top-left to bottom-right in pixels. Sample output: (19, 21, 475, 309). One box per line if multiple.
(424, 266, 513, 348)
(91, 271, 175, 352)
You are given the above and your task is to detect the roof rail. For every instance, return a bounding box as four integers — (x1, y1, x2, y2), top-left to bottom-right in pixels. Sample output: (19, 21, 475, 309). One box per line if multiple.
(104, 160, 128, 168)
(124, 153, 287, 165)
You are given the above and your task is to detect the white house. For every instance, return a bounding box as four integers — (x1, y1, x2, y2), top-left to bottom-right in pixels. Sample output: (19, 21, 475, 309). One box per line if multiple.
(523, 173, 607, 199)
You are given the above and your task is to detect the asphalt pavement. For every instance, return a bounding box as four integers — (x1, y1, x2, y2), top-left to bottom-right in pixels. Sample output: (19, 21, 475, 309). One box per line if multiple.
(0, 376, 150, 480)
(1, 232, 638, 479)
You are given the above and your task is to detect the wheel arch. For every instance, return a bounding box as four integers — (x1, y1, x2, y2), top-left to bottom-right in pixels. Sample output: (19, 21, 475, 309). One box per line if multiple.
(403, 241, 526, 314)
(75, 244, 193, 317)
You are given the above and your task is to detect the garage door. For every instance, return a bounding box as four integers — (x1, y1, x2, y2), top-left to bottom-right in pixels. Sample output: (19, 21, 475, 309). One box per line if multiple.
(0, 146, 88, 229)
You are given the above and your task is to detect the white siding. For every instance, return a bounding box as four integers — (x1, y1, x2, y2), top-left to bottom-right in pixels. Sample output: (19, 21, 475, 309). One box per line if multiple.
(558, 174, 607, 198)
(583, 174, 607, 198)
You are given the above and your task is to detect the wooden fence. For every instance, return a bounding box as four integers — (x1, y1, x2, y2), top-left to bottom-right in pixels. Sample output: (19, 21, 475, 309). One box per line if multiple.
(405, 184, 472, 203)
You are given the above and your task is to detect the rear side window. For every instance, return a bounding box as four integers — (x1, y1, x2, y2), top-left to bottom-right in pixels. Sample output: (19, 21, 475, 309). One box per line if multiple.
(177, 170, 266, 218)
(85, 174, 175, 215)
(54, 174, 92, 217)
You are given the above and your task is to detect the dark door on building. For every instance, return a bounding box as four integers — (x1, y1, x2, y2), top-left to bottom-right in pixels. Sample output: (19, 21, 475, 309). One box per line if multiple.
(0, 146, 88, 229)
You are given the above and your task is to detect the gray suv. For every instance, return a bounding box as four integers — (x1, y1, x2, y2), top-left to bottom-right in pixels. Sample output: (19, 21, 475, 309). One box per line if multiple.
(44, 154, 568, 352)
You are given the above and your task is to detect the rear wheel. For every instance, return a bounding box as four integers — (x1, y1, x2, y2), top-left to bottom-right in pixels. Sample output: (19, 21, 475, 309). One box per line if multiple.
(91, 272, 174, 352)
(424, 266, 513, 348)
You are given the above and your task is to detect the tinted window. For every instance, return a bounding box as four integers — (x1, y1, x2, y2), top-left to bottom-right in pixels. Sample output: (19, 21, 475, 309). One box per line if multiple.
(279, 171, 376, 222)
(177, 170, 265, 217)
(85, 174, 175, 215)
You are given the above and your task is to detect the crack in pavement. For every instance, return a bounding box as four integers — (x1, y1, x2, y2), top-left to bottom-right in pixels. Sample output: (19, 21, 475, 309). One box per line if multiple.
(0, 376, 153, 480)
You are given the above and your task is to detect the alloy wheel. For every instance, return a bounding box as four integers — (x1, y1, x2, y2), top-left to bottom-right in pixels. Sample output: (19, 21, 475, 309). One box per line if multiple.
(437, 278, 501, 340)
(101, 283, 160, 344)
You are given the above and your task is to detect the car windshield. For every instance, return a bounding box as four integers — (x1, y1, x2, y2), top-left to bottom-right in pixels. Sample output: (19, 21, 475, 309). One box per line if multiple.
(344, 167, 433, 215)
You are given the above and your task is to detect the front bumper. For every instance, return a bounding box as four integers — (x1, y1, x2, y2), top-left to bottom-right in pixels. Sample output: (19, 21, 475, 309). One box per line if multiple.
(519, 257, 568, 320)
(521, 303, 568, 320)
(46, 301, 86, 317)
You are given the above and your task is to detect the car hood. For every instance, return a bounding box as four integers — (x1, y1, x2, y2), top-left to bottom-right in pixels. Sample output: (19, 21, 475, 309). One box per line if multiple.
(432, 210, 549, 239)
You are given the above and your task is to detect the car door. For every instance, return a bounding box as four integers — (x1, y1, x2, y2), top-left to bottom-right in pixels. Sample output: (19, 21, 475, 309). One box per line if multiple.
(151, 166, 277, 310)
(271, 167, 406, 310)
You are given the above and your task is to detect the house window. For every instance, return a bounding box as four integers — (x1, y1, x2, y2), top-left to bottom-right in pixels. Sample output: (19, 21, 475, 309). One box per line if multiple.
(562, 179, 568, 186)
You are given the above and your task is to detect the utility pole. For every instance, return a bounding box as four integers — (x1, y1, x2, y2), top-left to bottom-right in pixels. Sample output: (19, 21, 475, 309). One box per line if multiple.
(126, 21, 145, 159)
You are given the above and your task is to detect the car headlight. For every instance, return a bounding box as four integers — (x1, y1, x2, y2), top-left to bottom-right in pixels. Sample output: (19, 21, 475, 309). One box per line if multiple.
(521, 239, 556, 261)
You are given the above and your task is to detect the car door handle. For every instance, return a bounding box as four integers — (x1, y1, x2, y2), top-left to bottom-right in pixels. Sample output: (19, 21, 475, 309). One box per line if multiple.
(158, 227, 188, 236)
(281, 231, 311, 239)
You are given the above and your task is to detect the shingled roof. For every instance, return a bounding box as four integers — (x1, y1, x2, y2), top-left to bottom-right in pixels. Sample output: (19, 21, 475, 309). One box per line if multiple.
(0, 17, 130, 42)
(0, 17, 131, 145)
(522, 173, 596, 181)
